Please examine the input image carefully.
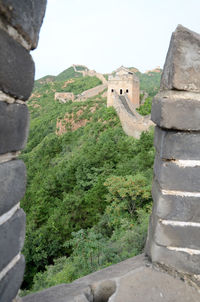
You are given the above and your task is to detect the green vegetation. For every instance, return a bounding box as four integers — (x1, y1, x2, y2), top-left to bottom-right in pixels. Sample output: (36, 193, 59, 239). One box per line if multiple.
(75, 65, 87, 71)
(137, 70, 161, 97)
(137, 97, 153, 116)
(55, 66, 83, 82)
(20, 66, 160, 296)
(34, 75, 56, 90)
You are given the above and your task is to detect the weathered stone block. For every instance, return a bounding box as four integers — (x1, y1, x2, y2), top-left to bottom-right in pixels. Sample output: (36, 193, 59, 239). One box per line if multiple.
(0, 209, 26, 271)
(0, 0, 47, 49)
(0, 102, 29, 153)
(147, 239, 200, 275)
(154, 155, 200, 192)
(154, 126, 200, 160)
(151, 90, 200, 130)
(0, 255, 25, 302)
(161, 25, 200, 92)
(0, 160, 26, 216)
(152, 180, 200, 222)
(153, 215, 200, 250)
(0, 28, 34, 100)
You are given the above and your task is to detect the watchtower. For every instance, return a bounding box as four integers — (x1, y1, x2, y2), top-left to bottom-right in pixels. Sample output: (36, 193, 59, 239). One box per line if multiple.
(107, 66, 140, 108)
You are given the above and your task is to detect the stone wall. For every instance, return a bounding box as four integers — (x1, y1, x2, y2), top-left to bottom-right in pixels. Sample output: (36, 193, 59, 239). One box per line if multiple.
(112, 92, 153, 139)
(72, 64, 108, 85)
(0, 2, 47, 302)
(146, 25, 200, 275)
(75, 84, 107, 102)
(54, 92, 75, 103)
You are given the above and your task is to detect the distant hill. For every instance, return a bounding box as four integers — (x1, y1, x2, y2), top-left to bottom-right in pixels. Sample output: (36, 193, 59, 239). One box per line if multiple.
(35, 65, 161, 97)
(34, 65, 89, 89)
(55, 66, 83, 82)
(34, 75, 56, 89)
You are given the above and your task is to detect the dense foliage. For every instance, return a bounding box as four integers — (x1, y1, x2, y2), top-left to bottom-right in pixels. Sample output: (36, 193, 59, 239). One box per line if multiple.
(20, 67, 160, 295)
(137, 70, 161, 97)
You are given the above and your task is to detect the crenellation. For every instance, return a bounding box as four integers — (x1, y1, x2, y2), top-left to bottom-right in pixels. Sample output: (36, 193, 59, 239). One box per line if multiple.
(146, 24, 200, 276)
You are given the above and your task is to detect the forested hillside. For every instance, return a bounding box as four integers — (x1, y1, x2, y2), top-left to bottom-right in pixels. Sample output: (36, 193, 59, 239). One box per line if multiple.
(20, 66, 160, 295)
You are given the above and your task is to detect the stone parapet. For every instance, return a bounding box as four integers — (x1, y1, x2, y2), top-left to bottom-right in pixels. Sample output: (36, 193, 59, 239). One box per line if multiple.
(22, 254, 200, 302)
(0, 0, 47, 50)
(161, 25, 200, 92)
(0, 2, 47, 301)
(146, 25, 200, 276)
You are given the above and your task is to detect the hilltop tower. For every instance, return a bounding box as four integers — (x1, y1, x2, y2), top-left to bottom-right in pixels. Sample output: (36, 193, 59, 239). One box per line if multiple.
(107, 66, 140, 108)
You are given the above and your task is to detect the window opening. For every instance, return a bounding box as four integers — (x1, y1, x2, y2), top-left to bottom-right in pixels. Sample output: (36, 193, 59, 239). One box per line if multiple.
(126, 89, 129, 93)
(120, 89, 123, 95)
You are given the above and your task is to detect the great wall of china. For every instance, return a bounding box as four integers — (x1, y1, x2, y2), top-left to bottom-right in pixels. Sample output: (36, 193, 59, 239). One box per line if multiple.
(0, 1, 200, 301)
(55, 65, 153, 139)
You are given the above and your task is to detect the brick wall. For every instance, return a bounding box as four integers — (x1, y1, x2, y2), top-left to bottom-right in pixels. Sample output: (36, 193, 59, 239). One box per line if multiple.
(0, 2, 46, 301)
(146, 25, 200, 275)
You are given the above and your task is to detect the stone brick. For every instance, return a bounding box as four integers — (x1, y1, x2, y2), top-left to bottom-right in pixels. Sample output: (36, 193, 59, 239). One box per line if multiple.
(0, 102, 29, 153)
(0, 255, 25, 302)
(161, 25, 200, 92)
(0, 28, 34, 100)
(152, 180, 200, 222)
(0, 0, 47, 49)
(154, 126, 200, 160)
(0, 160, 26, 216)
(147, 239, 200, 275)
(154, 155, 200, 192)
(151, 90, 200, 130)
(0, 209, 26, 272)
(153, 215, 200, 250)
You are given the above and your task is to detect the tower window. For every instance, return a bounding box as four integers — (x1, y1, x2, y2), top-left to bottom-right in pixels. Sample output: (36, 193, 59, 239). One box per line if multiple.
(126, 89, 129, 93)
(111, 89, 114, 92)
(120, 89, 123, 95)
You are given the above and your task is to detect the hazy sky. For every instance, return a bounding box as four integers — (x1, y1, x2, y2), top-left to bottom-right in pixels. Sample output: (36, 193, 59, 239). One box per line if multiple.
(32, 0, 200, 79)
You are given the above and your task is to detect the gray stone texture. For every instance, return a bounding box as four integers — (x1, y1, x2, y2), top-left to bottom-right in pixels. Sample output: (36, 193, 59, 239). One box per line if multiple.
(154, 155, 200, 192)
(111, 266, 200, 302)
(146, 216, 200, 275)
(0, 160, 26, 216)
(0, 102, 29, 153)
(147, 239, 200, 275)
(152, 180, 200, 222)
(154, 126, 200, 160)
(22, 254, 200, 302)
(0, 255, 25, 302)
(22, 255, 145, 302)
(0, 28, 34, 100)
(147, 24, 200, 278)
(161, 24, 200, 92)
(0, 0, 47, 49)
(151, 214, 200, 250)
(151, 90, 200, 130)
(0, 209, 26, 272)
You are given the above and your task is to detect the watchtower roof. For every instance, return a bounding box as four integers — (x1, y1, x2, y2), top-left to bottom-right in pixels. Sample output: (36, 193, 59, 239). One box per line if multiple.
(109, 66, 139, 82)
(115, 66, 134, 75)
